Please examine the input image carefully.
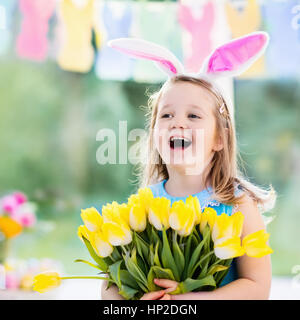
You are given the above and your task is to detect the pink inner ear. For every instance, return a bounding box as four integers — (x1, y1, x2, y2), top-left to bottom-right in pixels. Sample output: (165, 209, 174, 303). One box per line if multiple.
(110, 44, 178, 74)
(207, 34, 267, 74)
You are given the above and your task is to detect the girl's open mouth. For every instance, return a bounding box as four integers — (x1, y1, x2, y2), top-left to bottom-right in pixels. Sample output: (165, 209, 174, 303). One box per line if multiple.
(169, 136, 192, 149)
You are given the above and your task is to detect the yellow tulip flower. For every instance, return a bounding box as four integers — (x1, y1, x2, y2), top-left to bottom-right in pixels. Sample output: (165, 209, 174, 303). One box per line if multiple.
(77, 224, 91, 242)
(118, 203, 131, 226)
(214, 236, 245, 259)
(89, 230, 113, 257)
(148, 197, 171, 230)
(137, 187, 154, 210)
(169, 200, 196, 236)
(242, 229, 273, 258)
(231, 211, 244, 238)
(129, 204, 147, 232)
(128, 187, 154, 217)
(102, 201, 130, 226)
(199, 207, 217, 233)
(186, 195, 202, 225)
(33, 271, 61, 293)
(0, 216, 23, 238)
(81, 207, 103, 232)
(212, 211, 244, 242)
(101, 221, 132, 246)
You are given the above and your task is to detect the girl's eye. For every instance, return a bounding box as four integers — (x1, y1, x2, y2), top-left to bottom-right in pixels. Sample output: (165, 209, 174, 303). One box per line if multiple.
(188, 114, 201, 119)
(161, 113, 172, 118)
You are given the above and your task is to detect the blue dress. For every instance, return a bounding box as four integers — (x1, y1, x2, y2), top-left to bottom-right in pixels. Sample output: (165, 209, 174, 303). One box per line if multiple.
(148, 179, 244, 288)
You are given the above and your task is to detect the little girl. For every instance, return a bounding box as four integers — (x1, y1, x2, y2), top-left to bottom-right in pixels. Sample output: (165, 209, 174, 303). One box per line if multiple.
(101, 32, 276, 300)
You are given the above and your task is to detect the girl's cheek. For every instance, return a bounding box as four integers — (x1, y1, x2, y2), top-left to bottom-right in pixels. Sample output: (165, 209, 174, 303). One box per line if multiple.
(153, 127, 170, 159)
(153, 126, 164, 151)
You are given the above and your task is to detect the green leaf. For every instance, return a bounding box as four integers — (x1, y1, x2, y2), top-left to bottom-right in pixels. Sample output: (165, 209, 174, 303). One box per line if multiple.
(82, 236, 108, 272)
(191, 250, 215, 277)
(197, 261, 208, 279)
(149, 243, 154, 265)
(184, 234, 193, 263)
(134, 232, 149, 271)
(207, 264, 229, 276)
(146, 222, 152, 242)
(191, 234, 198, 251)
(119, 285, 139, 300)
(109, 260, 122, 288)
(119, 270, 140, 290)
(151, 226, 162, 252)
(187, 230, 210, 277)
(74, 259, 103, 271)
(172, 232, 185, 280)
(192, 226, 201, 242)
(138, 229, 150, 243)
(147, 267, 160, 292)
(123, 248, 148, 289)
(182, 234, 193, 279)
(203, 225, 211, 252)
(178, 275, 216, 293)
(152, 266, 175, 281)
(161, 227, 180, 281)
(215, 259, 233, 287)
(111, 247, 122, 261)
(153, 241, 161, 267)
(136, 254, 148, 276)
(135, 232, 150, 258)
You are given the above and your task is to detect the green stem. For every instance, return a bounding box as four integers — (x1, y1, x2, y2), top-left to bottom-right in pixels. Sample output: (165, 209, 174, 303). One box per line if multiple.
(173, 230, 178, 243)
(198, 250, 214, 265)
(191, 250, 215, 277)
(61, 276, 111, 281)
(110, 254, 116, 263)
(179, 235, 183, 245)
(120, 245, 127, 255)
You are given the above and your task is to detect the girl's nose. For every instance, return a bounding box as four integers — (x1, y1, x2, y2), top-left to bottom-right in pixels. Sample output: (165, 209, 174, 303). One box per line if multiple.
(170, 115, 188, 129)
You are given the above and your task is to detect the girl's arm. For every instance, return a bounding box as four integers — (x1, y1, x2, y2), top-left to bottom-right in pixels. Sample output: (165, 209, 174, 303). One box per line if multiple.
(162, 194, 272, 300)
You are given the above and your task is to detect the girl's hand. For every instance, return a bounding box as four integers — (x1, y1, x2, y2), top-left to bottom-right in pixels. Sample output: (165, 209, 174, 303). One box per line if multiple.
(140, 290, 166, 300)
(154, 278, 179, 294)
(139, 278, 179, 300)
(158, 293, 172, 300)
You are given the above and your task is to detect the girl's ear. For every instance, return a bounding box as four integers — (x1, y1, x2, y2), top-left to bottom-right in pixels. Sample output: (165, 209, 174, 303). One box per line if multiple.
(213, 128, 228, 152)
(199, 31, 269, 79)
(107, 38, 184, 77)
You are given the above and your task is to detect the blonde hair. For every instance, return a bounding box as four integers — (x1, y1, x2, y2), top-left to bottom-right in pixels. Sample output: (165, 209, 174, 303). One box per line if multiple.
(133, 75, 276, 214)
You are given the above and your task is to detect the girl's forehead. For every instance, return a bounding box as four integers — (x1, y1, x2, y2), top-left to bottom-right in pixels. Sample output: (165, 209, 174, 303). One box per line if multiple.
(158, 82, 216, 111)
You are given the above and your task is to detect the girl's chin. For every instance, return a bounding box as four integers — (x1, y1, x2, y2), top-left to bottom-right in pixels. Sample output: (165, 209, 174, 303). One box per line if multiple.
(167, 162, 206, 176)
(163, 156, 198, 167)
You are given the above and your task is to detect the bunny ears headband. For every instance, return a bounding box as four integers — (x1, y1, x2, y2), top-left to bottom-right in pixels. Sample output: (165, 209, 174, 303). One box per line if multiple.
(107, 31, 270, 114)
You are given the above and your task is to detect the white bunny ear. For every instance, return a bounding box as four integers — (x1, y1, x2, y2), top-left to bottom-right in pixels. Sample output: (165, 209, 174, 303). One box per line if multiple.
(199, 31, 270, 79)
(107, 38, 184, 78)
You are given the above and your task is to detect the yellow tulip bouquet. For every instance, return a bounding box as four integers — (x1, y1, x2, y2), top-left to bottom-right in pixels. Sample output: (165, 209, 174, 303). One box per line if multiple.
(33, 188, 273, 299)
